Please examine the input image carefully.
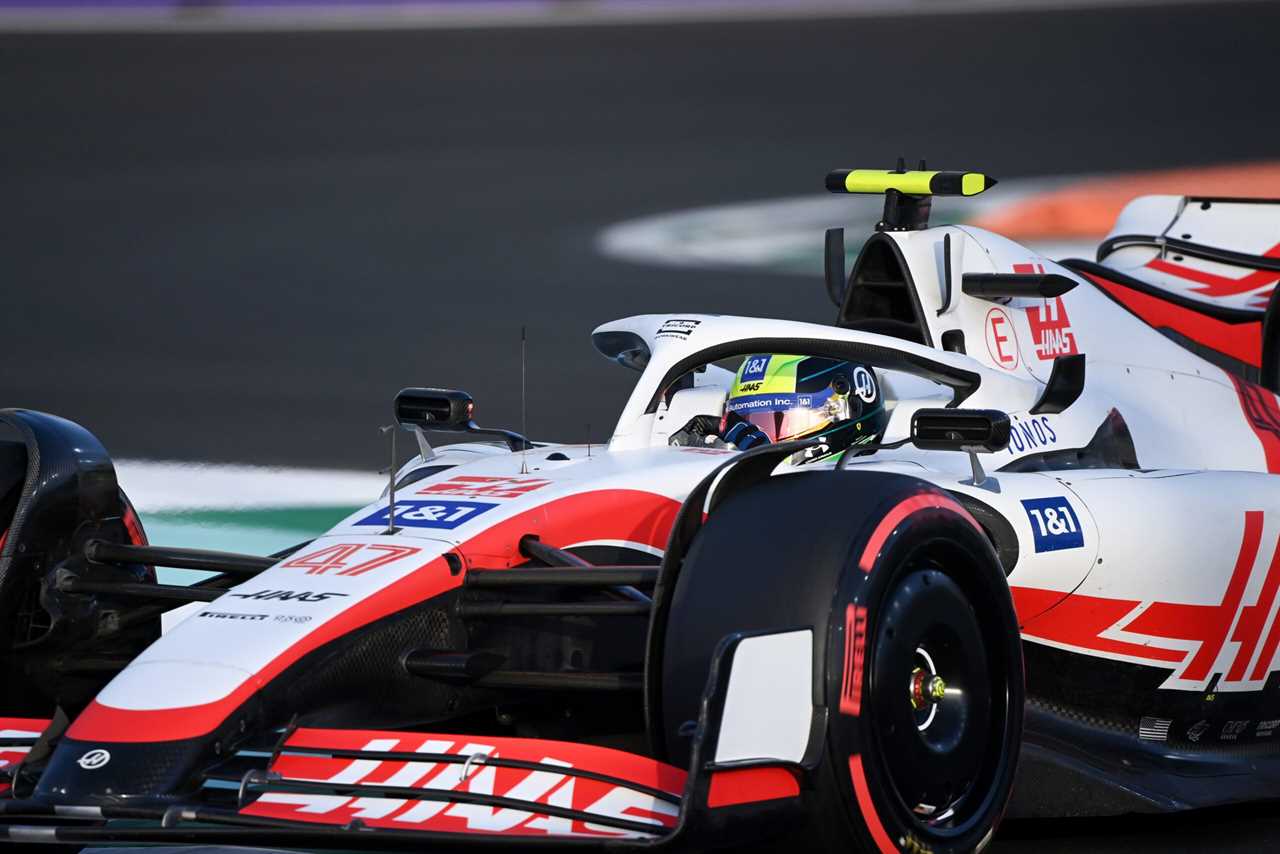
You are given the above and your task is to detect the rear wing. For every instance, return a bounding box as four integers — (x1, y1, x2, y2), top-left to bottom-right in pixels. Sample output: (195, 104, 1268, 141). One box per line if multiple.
(1066, 194, 1280, 390)
(1096, 194, 1280, 311)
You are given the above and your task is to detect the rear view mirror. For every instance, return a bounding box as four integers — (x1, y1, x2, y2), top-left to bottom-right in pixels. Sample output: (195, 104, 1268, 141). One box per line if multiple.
(911, 408, 1011, 453)
(395, 388, 475, 430)
(394, 387, 532, 452)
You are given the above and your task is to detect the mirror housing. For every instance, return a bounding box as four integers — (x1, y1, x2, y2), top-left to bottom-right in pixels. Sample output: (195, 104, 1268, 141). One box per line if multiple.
(395, 387, 475, 429)
(911, 408, 1011, 453)
(394, 388, 532, 451)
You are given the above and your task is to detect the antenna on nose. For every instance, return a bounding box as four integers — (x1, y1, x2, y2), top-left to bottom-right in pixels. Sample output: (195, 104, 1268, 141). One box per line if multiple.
(520, 325, 529, 475)
(379, 423, 400, 535)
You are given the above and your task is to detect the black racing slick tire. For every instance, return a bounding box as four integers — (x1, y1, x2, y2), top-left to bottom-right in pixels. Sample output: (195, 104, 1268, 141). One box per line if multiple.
(661, 470, 1023, 853)
(0, 412, 159, 718)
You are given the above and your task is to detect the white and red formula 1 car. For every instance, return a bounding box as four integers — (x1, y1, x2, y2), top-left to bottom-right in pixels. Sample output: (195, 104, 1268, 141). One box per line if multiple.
(2, 167, 1279, 853)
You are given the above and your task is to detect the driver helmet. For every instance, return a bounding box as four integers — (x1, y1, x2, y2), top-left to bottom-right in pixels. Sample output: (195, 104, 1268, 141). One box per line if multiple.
(720, 354, 887, 462)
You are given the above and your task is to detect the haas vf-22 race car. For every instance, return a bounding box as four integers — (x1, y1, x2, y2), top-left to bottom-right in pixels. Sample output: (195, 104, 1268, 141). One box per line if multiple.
(3, 167, 1280, 852)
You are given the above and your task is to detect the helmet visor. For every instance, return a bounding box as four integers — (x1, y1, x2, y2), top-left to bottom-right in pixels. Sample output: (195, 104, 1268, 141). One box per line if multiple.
(724, 388, 850, 443)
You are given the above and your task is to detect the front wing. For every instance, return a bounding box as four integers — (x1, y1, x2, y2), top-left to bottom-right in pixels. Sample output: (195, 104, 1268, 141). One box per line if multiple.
(0, 630, 816, 849)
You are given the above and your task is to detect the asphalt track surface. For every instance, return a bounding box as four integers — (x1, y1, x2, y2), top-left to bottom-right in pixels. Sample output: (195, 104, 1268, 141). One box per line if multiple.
(6, 0, 1280, 469)
(5, 2, 1280, 850)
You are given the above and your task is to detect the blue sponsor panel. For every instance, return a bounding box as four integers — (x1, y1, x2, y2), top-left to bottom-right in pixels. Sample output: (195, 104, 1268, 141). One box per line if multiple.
(1020, 496, 1084, 552)
(724, 391, 798, 414)
(356, 499, 497, 530)
(740, 354, 773, 382)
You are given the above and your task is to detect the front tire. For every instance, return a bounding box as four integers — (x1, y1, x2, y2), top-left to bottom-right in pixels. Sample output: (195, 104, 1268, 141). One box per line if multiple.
(0, 411, 160, 718)
(659, 470, 1023, 853)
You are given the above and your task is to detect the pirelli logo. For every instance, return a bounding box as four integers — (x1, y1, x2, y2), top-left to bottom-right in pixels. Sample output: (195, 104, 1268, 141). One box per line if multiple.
(839, 604, 868, 717)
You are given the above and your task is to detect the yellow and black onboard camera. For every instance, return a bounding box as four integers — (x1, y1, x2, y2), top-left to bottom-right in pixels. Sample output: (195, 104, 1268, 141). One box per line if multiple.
(824, 159, 997, 233)
(821, 159, 1000, 307)
(824, 167, 997, 198)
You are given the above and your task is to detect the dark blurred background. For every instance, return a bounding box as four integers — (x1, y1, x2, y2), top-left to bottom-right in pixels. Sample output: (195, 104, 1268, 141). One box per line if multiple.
(5, 0, 1279, 468)
(4, 1, 1280, 850)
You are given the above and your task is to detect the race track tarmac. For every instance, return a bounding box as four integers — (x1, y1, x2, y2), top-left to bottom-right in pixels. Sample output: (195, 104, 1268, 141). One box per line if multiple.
(5, 0, 1280, 468)
(4, 2, 1280, 849)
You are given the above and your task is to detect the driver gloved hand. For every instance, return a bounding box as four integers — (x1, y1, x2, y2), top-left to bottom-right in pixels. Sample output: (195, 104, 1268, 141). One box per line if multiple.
(722, 421, 770, 450)
(669, 414, 724, 447)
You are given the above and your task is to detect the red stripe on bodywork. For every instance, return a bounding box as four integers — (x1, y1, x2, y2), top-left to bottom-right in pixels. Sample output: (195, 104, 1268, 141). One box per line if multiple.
(282, 727, 686, 796)
(1009, 584, 1074, 627)
(706, 766, 799, 808)
(243, 727, 684, 836)
(0, 717, 52, 731)
(67, 490, 681, 743)
(0, 717, 46, 789)
(68, 555, 458, 742)
(1124, 510, 1263, 681)
(847, 754, 895, 854)
(1082, 270, 1262, 367)
(282, 726, 682, 788)
(1017, 511, 1274, 680)
(1230, 375, 1280, 473)
(1229, 524, 1280, 682)
(1014, 587, 1187, 664)
(1144, 240, 1280, 298)
(858, 493, 981, 573)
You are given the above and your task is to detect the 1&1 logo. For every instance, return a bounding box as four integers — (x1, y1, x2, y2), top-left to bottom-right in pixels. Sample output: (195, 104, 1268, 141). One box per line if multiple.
(740, 355, 772, 383)
(1020, 496, 1084, 552)
(356, 499, 497, 530)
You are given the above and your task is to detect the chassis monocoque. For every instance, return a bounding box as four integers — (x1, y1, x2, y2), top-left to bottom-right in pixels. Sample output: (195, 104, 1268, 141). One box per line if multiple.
(2, 169, 1280, 852)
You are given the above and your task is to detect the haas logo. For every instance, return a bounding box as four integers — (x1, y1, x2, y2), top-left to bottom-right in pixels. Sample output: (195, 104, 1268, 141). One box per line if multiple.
(1017, 263, 1078, 360)
(244, 737, 679, 838)
(77, 749, 111, 770)
(1025, 297, 1078, 360)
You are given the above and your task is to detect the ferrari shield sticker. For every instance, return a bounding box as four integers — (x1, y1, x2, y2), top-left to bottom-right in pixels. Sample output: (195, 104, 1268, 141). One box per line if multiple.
(356, 499, 498, 530)
(1021, 497, 1083, 552)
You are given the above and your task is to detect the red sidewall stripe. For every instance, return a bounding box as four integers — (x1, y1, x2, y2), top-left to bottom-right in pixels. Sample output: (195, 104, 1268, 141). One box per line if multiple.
(858, 493, 982, 574)
(848, 753, 896, 854)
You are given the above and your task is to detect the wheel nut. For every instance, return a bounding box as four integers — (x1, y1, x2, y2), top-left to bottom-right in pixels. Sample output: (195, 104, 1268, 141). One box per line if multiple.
(910, 668, 947, 709)
(928, 675, 946, 701)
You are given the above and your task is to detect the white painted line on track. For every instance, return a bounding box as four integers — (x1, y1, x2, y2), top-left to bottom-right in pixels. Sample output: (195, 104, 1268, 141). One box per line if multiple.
(596, 176, 1098, 276)
(115, 458, 383, 512)
(0, 0, 1267, 34)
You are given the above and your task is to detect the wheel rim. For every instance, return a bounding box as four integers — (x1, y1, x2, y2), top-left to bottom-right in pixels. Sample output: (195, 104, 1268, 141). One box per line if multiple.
(870, 566, 994, 826)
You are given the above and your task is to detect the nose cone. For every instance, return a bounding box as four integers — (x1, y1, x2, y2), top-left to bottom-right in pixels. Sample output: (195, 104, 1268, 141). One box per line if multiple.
(35, 734, 215, 804)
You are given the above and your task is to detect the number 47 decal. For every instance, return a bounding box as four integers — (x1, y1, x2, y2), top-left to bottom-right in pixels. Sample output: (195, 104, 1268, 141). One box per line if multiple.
(279, 543, 420, 576)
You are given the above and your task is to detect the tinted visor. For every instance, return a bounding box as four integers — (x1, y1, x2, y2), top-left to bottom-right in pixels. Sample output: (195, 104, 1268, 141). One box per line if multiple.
(741, 406, 834, 443)
(723, 387, 847, 443)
